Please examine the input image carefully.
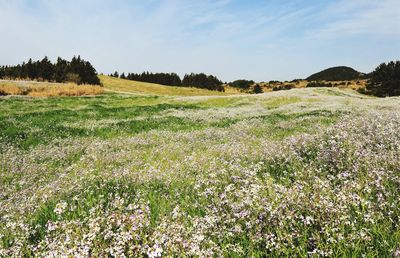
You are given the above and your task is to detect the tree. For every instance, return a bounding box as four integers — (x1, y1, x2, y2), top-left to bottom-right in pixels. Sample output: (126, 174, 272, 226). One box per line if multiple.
(0, 56, 101, 85)
(39, 56, 54, 81)
(182, 73, 223, 91)
(120, 72, 182, 86)
(26, 58, 36, 79)
(366, 61, 400, 97)
(228, 80, 254, 90)
(120, 73, 126, 79)
(0, 66, 5, 79)
(55, 57, 68, 82)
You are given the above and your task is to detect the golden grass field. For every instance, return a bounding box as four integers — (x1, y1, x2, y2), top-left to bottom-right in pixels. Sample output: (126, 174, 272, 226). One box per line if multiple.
(99, 75, 238, 96)
(0, 80, 103, 97)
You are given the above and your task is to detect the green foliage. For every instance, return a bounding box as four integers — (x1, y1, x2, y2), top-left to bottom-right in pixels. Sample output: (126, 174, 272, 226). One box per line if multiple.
(0, 56, 100, 85)
(306, 81, 333, 88)
(366, 61, 400, 97)
(182, 73, 224, 91)
(272, 84, 295, 91)
(228, 79, 254, 90)
(253, 84, 263, 94)
(125, 72, 182, 86)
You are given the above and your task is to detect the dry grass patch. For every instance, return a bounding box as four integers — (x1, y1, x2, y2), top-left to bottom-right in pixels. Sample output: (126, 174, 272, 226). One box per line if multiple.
(0, 81, 103, 97)
(0, 83, 21, 95)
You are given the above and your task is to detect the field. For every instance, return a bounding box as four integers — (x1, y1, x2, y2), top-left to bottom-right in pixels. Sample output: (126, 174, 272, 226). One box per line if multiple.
(0, 80, 104, 97)
(0, 85, 399, 257)
(100, 75, 236, 96)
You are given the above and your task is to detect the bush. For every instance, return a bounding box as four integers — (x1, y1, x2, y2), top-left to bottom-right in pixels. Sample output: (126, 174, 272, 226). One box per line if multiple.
(272, 84, 295, 91)
(228, 80, 254, 90)
(306, 81, 333, 88)
(253, 84, 263, 94)
(366, 61, 400, 97)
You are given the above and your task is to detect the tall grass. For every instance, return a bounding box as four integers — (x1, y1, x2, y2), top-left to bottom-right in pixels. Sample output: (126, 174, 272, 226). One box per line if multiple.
(0, 81, 103, 97)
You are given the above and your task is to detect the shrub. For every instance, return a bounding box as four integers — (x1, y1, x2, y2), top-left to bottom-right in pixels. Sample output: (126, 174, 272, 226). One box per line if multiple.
(228, 80, 254, 90)
(272, 84, 295, 91)
(306, 81, 333, 88)
(253, 84, 263, 94)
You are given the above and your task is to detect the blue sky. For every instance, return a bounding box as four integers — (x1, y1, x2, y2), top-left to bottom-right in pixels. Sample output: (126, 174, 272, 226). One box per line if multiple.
(0, 0, 399, 81)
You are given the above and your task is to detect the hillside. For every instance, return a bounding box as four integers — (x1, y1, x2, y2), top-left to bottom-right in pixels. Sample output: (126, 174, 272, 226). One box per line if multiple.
(100, 75, 236, 96)
(307, 66, 364, 81)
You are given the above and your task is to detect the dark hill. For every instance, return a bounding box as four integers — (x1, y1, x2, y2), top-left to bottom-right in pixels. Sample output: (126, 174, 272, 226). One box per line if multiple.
(307, 66, 364, 81)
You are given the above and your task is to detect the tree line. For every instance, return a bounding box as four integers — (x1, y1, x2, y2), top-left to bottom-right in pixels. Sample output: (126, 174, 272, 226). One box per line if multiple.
(0, 56, 100, 85)
(365, 61, 400, 97)
(110, 72, 182, 86)
(110, 71, 224, 91)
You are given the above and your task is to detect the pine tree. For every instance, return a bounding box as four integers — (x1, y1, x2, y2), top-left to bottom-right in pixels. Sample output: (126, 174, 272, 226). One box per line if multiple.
(55, 57, 68, 82)
(366, 61, 400, 97)
(39, 56, 54, 81)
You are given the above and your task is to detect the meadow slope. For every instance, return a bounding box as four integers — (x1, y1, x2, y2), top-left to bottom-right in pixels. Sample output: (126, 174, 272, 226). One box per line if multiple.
(0, 88, 399, 257)
(100, 75, 235, 96)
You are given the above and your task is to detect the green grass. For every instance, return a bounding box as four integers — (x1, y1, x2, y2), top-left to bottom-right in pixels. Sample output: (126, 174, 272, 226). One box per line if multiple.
(0, 93, 343, 149)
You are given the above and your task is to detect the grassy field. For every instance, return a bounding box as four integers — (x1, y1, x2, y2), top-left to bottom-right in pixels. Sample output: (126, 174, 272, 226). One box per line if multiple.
(0, 87, 399, 257)
(100, 75, 237, 96)
(0, 80, 104, 97)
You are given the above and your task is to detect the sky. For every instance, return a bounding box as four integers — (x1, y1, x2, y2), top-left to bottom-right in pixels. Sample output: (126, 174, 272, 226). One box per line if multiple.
(0, 0, 399, 82)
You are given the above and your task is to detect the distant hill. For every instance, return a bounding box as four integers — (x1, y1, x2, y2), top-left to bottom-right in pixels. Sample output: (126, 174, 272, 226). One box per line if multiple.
(307, 66, 365, 81)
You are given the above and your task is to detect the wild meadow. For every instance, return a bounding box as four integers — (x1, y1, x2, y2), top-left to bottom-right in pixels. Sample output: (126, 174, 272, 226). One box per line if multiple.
(0, 88, 399, 257)
(0, 81, 104, 98)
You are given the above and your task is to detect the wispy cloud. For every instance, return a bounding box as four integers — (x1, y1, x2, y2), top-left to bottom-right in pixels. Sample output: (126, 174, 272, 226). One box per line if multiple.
(0, 0, 399, 81)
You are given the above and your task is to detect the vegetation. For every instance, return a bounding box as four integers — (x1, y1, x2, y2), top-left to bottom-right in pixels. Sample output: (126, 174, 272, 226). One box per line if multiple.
(112, 72, 182, 86)
(228, 79, 254, 90)
(306, 81, 333, 88)
(307, 66, 364, 81)
(108, 71, 224, 91)
(1, 87, 399, 257)
(100, 75, 228, 96)
(272, 84, 295, 91)
(253, 84, 263, 94)
(0, 81, 103, 97)
(0, 56, 100, 85)
(365, 61, 400, 97)
(182, 73, 224, 91)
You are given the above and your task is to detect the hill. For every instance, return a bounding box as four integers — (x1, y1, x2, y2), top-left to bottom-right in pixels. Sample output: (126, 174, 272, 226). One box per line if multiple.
(100, 75, 235, 96)
(307, 66, 364, 81)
